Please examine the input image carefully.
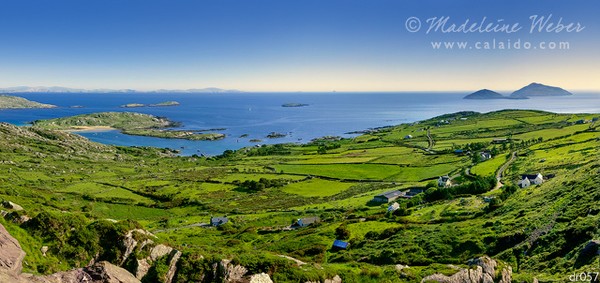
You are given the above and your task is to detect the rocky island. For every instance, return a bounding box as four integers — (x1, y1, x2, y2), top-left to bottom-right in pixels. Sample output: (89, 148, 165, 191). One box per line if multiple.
(0, 94, 57, 109)
(282, 103, 309, 107)
(511, 82, 572, 98)
(120, 101, 180, 108)
(32, 112, 225, 141)
(464, 83, 573, 99)
(464, 89, 513, 100)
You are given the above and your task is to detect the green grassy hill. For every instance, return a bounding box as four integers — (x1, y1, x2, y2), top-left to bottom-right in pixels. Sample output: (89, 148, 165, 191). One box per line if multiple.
(0, 110, 598, 282)
(0, 94, 57, 109)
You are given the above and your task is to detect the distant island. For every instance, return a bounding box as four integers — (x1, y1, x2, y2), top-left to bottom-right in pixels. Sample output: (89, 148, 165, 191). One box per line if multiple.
(120, 101, 180, 108)
(511, 82, 572, 98)
(464, 83, 573, 99)
(32, 112, 225, 141)
(0, 94, 57, 109)
(282, 103, 309, 107)
(0, 86, 241, 94)
(463, 89, 508, 100)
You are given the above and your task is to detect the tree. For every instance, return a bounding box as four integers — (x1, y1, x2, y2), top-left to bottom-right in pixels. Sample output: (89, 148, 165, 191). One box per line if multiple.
(335, 225, 350, 240)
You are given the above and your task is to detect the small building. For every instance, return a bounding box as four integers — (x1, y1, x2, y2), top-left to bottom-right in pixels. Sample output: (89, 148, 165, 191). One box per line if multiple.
(483, 196, 495, 203)
(480, 152, 492, 160)
(575, 119, 586, 124)
(296, 216, 319, 227)
(454, 149, 464, 155)
(404, 135, 413, 139)
(592, 117, 599, 122)
(438, 176, 451, 187)
(518, 173, 544, 188)
(210, 216, 228, 226)
(372, 190, 404, 203)
(332, 239, 349, 250)
(492, 138, 509, 144)
(402, 187, 424, 199)
(387, 202, 400, 212)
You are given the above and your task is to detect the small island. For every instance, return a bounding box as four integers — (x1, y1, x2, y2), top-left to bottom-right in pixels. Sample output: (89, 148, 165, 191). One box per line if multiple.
(266, 132, 286, 138)
(149, 101, 180, 107)
(32, 112, 225, 141)
(120, 101, 180, 108)
(120, 103, 145, 108)
(282, 103, 309, 107)
(464, 89, 510, 100)
(0, 94, 57, 109)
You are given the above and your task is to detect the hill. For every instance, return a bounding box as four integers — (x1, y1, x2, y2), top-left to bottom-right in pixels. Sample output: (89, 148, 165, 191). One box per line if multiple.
(463, 89, 509, 99)
(0, 110, 598, 282)
(511, 83, 573, 98)
(0, 95, 57, 109)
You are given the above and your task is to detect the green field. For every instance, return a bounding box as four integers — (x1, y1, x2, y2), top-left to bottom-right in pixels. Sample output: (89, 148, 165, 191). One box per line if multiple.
(0, 109, 598, 283)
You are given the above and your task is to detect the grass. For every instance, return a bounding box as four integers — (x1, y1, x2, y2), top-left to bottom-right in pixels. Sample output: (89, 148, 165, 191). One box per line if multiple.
(282, 179, 355, 197)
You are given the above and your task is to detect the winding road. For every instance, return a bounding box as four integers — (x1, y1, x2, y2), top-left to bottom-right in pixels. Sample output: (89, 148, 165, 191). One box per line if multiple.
(494, 151, 517, 190)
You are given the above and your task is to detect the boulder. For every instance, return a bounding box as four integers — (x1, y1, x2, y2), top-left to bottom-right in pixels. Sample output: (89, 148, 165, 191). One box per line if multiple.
(2, 201, 24, 211)
(150, 244, 173, 261)
(84, 261, 141, 283)
(249, 273, 273, 283)
(421, 256, 512, 283)
(0, 223, 26, 275)
(325, 275, 342, 283)
(134, 259, 151, 280)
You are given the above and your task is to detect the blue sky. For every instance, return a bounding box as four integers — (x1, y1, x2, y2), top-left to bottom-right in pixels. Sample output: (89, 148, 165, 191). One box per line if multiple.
(0, 0, 598, 91)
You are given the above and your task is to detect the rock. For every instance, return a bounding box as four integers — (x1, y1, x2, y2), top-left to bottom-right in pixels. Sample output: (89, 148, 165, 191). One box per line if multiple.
(84, 261, 141, 283)
(533, 278, 539, 283)
(30, 268, 93, 283)
(150, 244, 173, 261)
(1, 210, 8, 218)
(0, 223, 26, 275)
(2, 201, 24, 211)
(220, 259, 248, 282)
(325, 275, 342, 283)
(249, 273, 273, 283)
(499, 265, 512, 283)
(135, 258, 151, 280)
(421, 256, 512, 283)
(395, 264, 409, 271)
(468, 256, 496, 277)
(164, 250, 181, 283)
(41, 246, 48, 257)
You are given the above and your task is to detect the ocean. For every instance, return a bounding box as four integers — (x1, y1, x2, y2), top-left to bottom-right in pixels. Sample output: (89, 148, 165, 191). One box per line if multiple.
(1, 92, 598, 155)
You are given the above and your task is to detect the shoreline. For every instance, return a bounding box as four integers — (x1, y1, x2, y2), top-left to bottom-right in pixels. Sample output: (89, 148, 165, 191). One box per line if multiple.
(65, 126, 116, 132)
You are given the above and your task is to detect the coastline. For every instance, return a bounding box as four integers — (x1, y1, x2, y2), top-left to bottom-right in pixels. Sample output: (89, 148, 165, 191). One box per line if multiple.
(65, 126, 116, 132)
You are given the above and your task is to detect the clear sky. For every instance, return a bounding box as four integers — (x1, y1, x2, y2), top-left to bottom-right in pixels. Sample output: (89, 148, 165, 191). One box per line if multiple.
(0, 0, 598, 92)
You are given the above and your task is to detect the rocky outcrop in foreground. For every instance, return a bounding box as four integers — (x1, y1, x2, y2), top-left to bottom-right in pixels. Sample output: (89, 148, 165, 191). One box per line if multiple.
(422, 256, 512, 283)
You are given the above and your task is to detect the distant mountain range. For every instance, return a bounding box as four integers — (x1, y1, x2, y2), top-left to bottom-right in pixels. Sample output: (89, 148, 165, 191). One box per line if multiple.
(464, 83, 573, 99)
(0, 86, 242, 94)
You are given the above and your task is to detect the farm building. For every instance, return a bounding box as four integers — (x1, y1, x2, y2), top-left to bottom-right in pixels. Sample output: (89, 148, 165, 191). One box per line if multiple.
(404, 135, 413, 139)
(295, 216, 320, 227)
(518, 173, 544, 188)
(372, 190, 404, 203)
(480, 152, 492, 160)
(210, 216, 228, 226)
(332, 240, 349, 250)
(438, 176, 451, 187)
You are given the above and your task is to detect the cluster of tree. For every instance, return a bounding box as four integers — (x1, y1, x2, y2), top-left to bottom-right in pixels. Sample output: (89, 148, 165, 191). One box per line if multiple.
(424, 175, 496, 202)
(317, 142, 341, 154)
(246, 144, 291, 156)
(233, 177, 289, 192)
(487, 184, 518, 210)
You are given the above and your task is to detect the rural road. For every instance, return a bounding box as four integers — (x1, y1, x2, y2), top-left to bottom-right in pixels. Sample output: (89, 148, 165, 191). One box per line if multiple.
(494, 151, 517, 190)
(426, 128, 434, 151)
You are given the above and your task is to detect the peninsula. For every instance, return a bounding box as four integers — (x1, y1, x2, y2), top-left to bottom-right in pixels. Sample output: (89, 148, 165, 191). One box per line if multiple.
(0, 94, 57, 109)
(32, 112, 225, 141)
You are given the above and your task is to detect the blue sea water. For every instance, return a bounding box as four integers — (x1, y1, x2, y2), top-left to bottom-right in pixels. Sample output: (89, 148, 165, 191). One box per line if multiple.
(1, 92, 598, 155)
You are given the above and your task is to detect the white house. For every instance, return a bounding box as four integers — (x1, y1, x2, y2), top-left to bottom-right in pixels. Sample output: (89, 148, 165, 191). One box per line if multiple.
(387, 202, 400, 212)
(438, 176, 451, 187)
(518, 173, 544, 188)
(480, 152, 492, 160)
